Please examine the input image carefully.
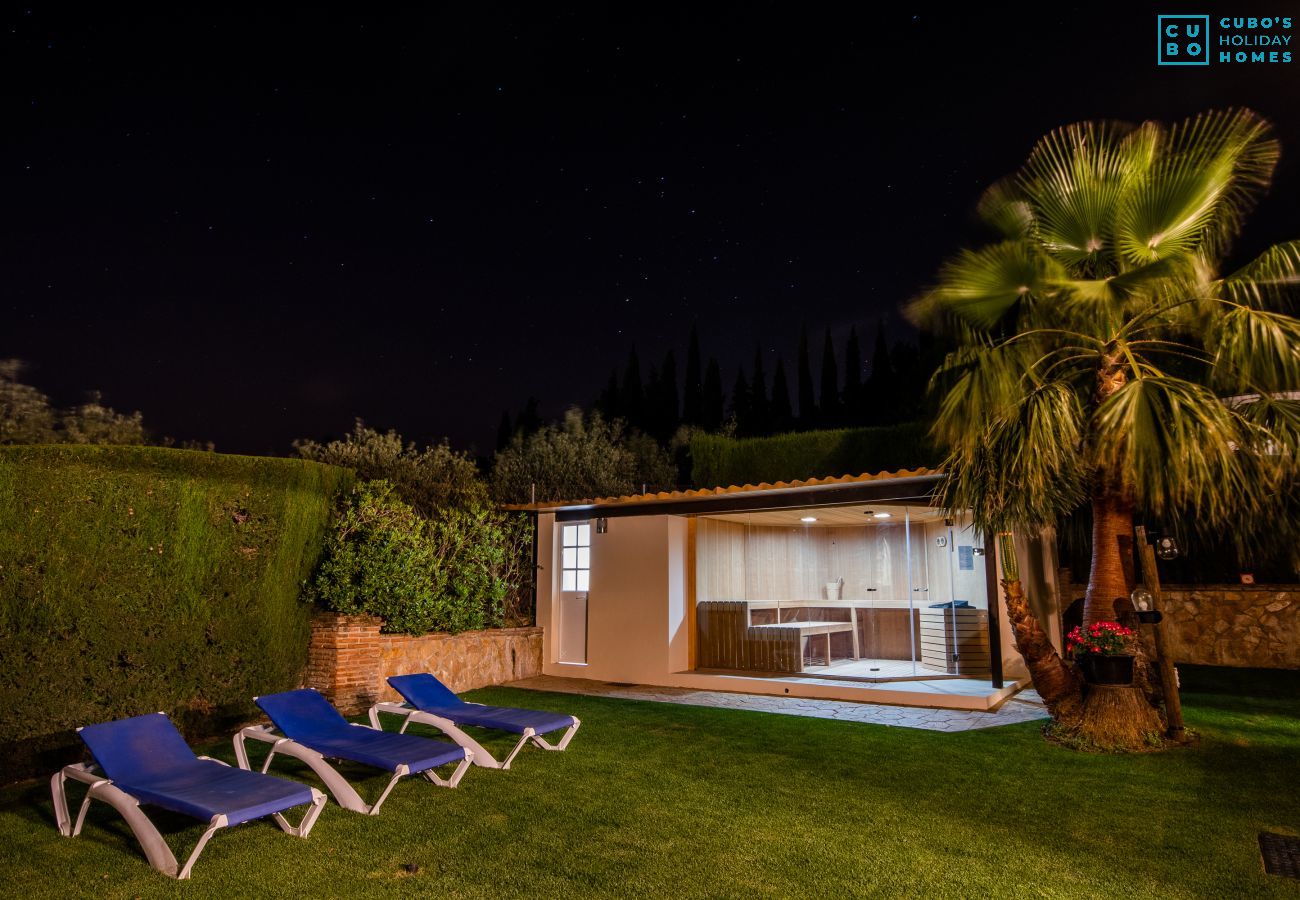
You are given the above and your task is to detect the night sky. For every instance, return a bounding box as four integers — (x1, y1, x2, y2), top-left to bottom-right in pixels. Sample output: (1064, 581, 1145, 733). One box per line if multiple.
(5, 4, 1299, 455)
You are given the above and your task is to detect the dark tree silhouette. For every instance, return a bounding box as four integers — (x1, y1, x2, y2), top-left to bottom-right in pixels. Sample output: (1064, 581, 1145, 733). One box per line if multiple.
(730, 367, 750, 429)
(796, 324, 816, 427)
(702, 358, 725, 430)
(748, 348, 769, 435)
(843, 325, 863, 423)
(770, 357, 794, 432)
(683, 324, 703, 425)
(495, 410, 514, 451)
(621, 346, 644, 428)
(865, 320, 892, 423)
(819, 328, 840, 426)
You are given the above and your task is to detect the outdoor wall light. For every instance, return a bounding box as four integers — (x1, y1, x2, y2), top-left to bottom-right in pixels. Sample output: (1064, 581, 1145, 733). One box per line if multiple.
(1130, 587, 1154, 611)
(800, 516, 818, 523)
(596, 517, 608, 534)
(1156, 536, 1180, 560)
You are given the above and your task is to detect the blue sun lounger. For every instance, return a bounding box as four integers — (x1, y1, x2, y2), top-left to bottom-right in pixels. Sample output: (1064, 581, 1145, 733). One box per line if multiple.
(368, 673, 580, 770)
(51, 712, 326, 879)
(233, 688, 471, 815)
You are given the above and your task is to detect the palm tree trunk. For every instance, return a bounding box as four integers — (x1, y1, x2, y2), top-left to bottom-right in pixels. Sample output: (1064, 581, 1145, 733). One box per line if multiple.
(1000, 577, 1082, 724)
(1084, 492, 1134, 625)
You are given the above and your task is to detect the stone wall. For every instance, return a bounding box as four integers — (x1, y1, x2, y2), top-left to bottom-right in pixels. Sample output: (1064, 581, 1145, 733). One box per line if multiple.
(303, 611, 543, 713)
(1061, 584, 1299, 669)
(375, 627, 543, 703)
(1160, 586, 1298, 669)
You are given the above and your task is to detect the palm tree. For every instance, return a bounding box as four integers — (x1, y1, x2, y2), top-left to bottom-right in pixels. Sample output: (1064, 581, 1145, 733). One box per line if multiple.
(909, 109, 1300, 747)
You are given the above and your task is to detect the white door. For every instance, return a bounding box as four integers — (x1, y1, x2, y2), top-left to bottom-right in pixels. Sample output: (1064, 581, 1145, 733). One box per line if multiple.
(557, 522, 591, 664)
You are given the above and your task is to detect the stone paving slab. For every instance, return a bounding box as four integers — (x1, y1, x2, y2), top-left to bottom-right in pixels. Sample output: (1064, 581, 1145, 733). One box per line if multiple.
(506, 676, 1049, 732)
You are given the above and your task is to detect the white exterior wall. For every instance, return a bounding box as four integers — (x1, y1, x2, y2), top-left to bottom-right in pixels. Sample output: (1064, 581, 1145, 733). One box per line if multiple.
(539, 513, 689, 684)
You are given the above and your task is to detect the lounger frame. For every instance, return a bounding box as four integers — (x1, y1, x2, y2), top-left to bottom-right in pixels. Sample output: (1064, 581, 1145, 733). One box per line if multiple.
(51, 756, 325, 880)
(368, 701, 581, 770)
(233, 721, 471, 816)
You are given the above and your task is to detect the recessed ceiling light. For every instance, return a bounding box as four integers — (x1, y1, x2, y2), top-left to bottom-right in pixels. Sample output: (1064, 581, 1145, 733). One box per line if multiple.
(800, 516, 818, 523)
(872, 511, 892, 519)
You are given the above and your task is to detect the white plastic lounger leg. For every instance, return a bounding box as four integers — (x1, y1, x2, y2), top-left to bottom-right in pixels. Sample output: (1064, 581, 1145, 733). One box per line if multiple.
(51, 764, 182, 878)
(422, 752, 473, 788)
(177, 815, 227, 881)
(530, 717, 582, 752)
(367, 766, 408, 816)
(235, 725, 373, 814)
(271, 788, 328, 837)
(371, 702, 507, 769)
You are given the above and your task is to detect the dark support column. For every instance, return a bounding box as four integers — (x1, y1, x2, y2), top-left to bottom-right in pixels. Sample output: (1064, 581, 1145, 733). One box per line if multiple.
(984, 541, 1004, 688)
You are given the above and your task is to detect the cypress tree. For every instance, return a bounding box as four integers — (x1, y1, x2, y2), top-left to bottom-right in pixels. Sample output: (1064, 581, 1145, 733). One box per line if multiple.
(621, 346, 644, 430)
(749, 348, 769, 435)
(516, 396, 542, 436)
(770, 357, 794, 432)
(702, 358, 725, 430)
(596, 369, 621, 421)
(843, 325, 863, 422)
(730, 367, 751, 432)
(658, 349, 680, 440)
(683, 324, 704, 425)
(796, 324, 817, 427)
(495, 410, 514, 451)
(819, 327, 840, 426)
(865, 319, 892, 425)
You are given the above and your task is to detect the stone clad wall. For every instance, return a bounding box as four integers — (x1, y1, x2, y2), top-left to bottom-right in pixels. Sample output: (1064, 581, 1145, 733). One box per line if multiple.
(375, 627, 544, 703)
(1061, 584, 1299, 669)
(303, 612, 543, 713)
(1160, 586, 1298, 669)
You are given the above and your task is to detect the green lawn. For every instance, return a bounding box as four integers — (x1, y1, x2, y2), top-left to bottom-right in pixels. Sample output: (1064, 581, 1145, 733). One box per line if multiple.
(2, 672, 1298, 898)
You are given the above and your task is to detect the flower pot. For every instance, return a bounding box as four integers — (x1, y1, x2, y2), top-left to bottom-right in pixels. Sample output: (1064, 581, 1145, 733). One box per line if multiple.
(1081, 654, 1135, 685)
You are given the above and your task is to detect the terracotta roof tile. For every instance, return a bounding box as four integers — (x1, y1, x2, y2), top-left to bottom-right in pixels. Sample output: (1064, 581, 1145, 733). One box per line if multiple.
(505, 467, 940, 511)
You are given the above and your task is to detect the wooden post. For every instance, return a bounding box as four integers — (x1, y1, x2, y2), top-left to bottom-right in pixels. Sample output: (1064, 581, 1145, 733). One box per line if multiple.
(1134, 525, 1186, 741)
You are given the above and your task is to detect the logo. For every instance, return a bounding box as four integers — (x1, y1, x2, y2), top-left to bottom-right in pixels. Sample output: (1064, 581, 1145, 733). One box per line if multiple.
(1156, 15, 1293, 65)
(1158, 14, 1210, 64)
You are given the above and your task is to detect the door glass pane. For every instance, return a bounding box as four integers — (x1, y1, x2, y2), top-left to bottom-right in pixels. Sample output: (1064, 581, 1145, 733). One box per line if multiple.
(562, 548, 577, 569)
(575, 524, 591, 546)
(576, 570, 590, 591)
(562, 570, 577, 591)
(576, 547, 590, 569)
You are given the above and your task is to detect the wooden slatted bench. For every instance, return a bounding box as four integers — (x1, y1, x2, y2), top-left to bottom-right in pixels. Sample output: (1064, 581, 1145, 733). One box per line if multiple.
(748, 620, 857, 666)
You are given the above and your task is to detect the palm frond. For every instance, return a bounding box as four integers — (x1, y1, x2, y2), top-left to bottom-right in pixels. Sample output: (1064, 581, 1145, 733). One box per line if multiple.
(976, 178, 1035, 239)
(939, 381, 1087, 534)
(1219, 239, 1300, 309)
(1091, 376, 1261, 524)
(918, 240, 1062, 331)
(1114, 109, 1278, 264)
(1016, 120, 1134, 271)
(1208, 305, 1300, 393)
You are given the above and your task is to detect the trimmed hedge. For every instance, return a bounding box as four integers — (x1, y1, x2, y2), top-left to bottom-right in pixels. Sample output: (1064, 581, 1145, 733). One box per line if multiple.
(0, 445, 351, 782)
(690, 423, 939, 488)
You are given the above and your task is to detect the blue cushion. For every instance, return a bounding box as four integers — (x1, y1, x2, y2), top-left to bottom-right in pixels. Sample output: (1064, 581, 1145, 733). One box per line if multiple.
(388, 673, 575, 736)
(256, 689, 465, 773)
(78, 713, 316, 826)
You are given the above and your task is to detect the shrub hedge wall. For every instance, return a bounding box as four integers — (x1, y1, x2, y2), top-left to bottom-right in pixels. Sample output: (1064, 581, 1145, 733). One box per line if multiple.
(0, 445, 351, 782)
(690, 423, 938, 488)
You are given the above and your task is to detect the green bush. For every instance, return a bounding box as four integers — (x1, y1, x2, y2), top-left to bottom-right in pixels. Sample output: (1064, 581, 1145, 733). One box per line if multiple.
(0, 445, 350, 782)
(690, 423, 938, 488)
(308, 480, 529, 635)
